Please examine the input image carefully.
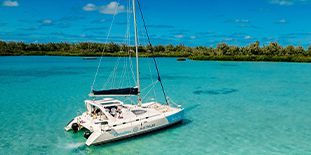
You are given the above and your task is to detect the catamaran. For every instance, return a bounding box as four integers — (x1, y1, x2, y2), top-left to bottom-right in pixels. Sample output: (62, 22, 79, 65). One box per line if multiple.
(65, 0, 184, 146)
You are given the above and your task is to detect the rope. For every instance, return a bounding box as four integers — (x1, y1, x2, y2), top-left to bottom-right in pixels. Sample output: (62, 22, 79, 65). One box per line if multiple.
(137, 0, 169, 105)
(119, 56, 128, 87)
(148, 62, 157, 101)
(126, 0, 136, 87)
(121, 0, 135, 88)
(142, 81, 159, 101)
(110, 57, 121, 88)
(90, 0, 121, 92)
(141, 80, 158, 92)
(168, 98, 182, 108)
(103, 56, 121, 88)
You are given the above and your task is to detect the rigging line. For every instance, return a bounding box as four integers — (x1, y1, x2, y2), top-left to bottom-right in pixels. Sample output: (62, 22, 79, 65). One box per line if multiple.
(136, 0, 169, 105)
(120, 51, 130, 88)
(128, 51, 136, 85)
(112, 14, 128, 87)
(167, 98, 181, 107)
(142, 81, 159, 101)
(120, 0, 132, 88)
(123, 0, 132, 87)
(103, 56, 121, 88)
(120, 55, 128, 87)
(119, 49, 126, 87)
(141, 80, 158, 92)
(110, 57, 121, 88)
(90, 0, 121, 92)
(126, 1, 136, 86)
(124, 96, 135, 105)
(148, 62, 157, 101)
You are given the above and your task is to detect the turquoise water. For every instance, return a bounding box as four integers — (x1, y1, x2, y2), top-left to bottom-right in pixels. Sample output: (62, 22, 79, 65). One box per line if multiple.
(1, 56, 311, 154)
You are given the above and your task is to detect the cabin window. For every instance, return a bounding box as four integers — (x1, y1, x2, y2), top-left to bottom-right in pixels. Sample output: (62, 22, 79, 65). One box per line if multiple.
(131, 110, 147, 115)
(101, 122, 108, 125)
(100, 102, 119, 105)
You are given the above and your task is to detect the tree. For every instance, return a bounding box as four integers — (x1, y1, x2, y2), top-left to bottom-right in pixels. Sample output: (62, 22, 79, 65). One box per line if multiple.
(145, 44, 153, 52)
(262, 42, 282, 56)
(294, 46, 305, 55)
(228, 46, 240, 55)
(307, 45, 311, 56)
(165, 44, 175, 52)
(154, 45, 165, 52)
(106, 43, 120, 53)
(0, 41, 7, 54)
(284, 45, 295, 56)
(216, 43, 229, 55)
(247, 41, 261, 55)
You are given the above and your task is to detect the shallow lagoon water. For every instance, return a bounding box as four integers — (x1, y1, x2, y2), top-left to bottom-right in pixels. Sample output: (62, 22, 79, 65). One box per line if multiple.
(1, 56, 311, 154)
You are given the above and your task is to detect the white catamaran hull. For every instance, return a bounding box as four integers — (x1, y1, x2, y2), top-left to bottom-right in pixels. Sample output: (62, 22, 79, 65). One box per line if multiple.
(87, 110, 183, 146)
(65, 108, 183, 146)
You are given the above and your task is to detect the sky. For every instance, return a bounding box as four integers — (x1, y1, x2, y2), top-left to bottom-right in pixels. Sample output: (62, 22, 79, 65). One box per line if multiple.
(0, 0, 311, 47)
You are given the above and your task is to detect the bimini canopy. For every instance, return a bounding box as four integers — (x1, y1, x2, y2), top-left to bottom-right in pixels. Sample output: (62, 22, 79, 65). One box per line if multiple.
(90, 87, 139, 96)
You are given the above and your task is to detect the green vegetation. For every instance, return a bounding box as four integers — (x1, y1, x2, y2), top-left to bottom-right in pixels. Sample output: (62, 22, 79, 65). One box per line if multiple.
(1, 40, 311, 62)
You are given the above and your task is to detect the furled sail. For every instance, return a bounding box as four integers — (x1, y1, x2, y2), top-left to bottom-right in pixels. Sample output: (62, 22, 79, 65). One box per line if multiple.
(90, 87, 139, 96)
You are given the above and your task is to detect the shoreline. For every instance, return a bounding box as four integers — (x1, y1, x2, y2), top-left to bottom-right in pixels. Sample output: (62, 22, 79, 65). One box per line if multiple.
(1, 53, 311, 63)
(189, 55, 311, 63)
(1, 41, 311, 63)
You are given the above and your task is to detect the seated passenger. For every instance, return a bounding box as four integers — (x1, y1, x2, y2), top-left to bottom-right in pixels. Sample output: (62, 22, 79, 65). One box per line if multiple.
(111, 108, 116, 117)
(118, 111, 123, 119)
(95, 108, 101, 114)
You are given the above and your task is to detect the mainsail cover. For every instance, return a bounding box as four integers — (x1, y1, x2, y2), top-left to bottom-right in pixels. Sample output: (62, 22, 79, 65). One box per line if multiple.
(91, 87, 139, 96)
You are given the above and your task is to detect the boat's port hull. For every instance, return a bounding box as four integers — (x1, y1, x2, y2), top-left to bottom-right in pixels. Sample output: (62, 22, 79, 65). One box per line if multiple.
(64, 99, 184, 146)
(86, 110, 184, 146)
(91, 118, 183, 146)
(64, 117, 80, 131)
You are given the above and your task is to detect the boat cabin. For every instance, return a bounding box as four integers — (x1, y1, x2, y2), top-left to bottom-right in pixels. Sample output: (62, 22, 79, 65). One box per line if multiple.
(84, 98, 127, 121)
(83, 98, 161, 123)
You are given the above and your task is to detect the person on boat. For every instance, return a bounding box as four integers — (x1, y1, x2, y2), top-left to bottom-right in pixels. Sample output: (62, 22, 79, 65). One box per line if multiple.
(117, 111, 123, 119)
(91, 107, 99, 119)
(95, 108, 101, 114)
(116, 107, 123, 119)
(91, 108, 95, 114)
(110, 107, 116, 117)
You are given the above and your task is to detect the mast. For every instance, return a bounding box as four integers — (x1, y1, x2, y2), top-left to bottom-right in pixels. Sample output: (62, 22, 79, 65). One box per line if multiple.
(132, 0, 142, 105)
